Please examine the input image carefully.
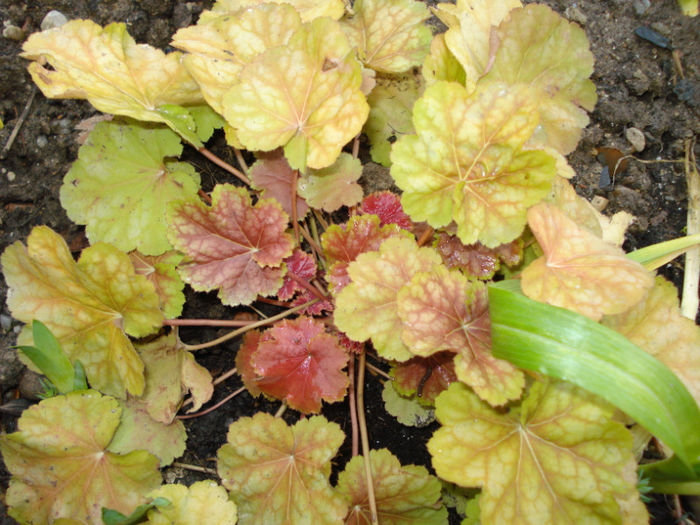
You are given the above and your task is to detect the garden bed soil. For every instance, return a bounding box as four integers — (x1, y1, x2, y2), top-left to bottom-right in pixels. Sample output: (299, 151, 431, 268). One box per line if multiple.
(0, 0, 698, 523)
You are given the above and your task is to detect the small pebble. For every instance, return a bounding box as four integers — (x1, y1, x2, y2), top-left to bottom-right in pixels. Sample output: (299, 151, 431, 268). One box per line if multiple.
(6, 170, 15, 182)
(40, 10, 68, 31)
(591, 195, 609, 212)
(564, 6, 587, 25)
(2, 21, 24, 41)
(632, 0, 651, 15)
(0, 314, 12, 332)
(36, 135, 48, 148)
(625, 127, 646, 152)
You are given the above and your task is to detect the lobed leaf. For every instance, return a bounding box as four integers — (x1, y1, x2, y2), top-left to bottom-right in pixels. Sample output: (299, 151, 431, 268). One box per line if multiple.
(1, 226, 162, 397)
(278, 249, 318, 301)
(397, 265, 524, 405)
(434, 233, 522, 280)
(390, 81, 556, 247)
(217, 413, 347, 524)
(129, 251, 186, 319)
(21, 20, 203, 135)
(205, 0, 345, 22)
(381, 381, 436, 427)
(222, 18, 369, 170)
(359, 191, 412, 229)
(298, 153, 364, 212)
(341, 0, 432, 73)
(250, 149, 309, 218)
(334, 237, 442, 361)
(146, 481, 237, 525)
(390, 351, 457, 406)
(336, 449, 447, 524)
(428, 381, 643, 524)
(167, 184, 294, 306)
(61, 121, 201, 256)
(522, 202, 654, 321)
(1, 391, 161, 524)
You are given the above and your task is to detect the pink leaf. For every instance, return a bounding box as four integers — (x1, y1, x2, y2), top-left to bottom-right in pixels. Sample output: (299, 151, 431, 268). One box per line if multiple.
(250, 149, 309, 218)
(279, 249, 318, 301)
(359, 191, 412, 229)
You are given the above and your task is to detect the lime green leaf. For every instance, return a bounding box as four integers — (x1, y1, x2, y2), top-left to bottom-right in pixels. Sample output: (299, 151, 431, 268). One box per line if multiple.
(522, 202, 654, 321)
(391, 81, 556, 247)
(428, 381, 639, 524)
(434, 0, 520, 90)
(205, 0, 345, 22)
(482, 4, 597, 154)
(679, 0, 699, 16)
(167, 184, 294, 306)
(222, 18, 369, 170)
(398, 266, 524, 405)
(381, 380, 435, 427)
(171, 3, 302, 116)
(422, 33, 466, 86)
(603, 277, 700, 405)
(363, 72, 423, 167)
(217, 413, 347, 524)
(341, 0, 431, 73)
(21, 20, 202, 132)
(334, 237, 443, 361)
(336, 449, 447, 524)
(1, 226, 162, 397)
(189, 104, 225, 142)
(145, 482, 236, 525)
(60, 121, 201, 256)
(0, 391, 161, 524)
(298, 153, 363, 212)
(627, 233, 700, 271)
(108, 399, 186, 467)
(16, 320, 77, 394)
(488, 280, 700, 473)
(129, 251, 186, 319)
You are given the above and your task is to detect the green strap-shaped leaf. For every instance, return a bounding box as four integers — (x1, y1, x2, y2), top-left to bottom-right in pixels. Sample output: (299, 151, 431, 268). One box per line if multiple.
(488, 279, 700, 474)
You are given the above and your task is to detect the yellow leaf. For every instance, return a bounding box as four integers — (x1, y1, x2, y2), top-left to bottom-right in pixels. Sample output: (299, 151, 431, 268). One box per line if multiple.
(21, 20, 202, 124)
(146, 481, 237, 525)
(522, 202, 653, 321)
(205, 0, 345, 22)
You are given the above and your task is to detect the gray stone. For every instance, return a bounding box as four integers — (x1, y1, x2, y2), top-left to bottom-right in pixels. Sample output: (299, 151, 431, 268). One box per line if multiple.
(40, 10, 68, 31)
(625, 127, 646, 152)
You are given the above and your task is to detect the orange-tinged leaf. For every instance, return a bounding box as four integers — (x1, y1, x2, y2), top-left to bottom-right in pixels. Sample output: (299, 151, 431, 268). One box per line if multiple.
(236, 330, 263, 397)
(279, 249, 317, 301)
(336, 449, 447, 524)
(603, 277, 700, 406)
(390, 81, 557, 247)
(21, 20, 202, 125)
(434, 233, 522, 280)
(298, 153, 364, 212)
(334, 237, 442, 362)
(359, 191, 412, 230)
(129, 250, 185, 319)
(205, 0, 345, 22)
(397, 266, 524, 405)
(1, 226, 162, 397)
(341, 0, 431, 74)
(250, 149, 309, 218)
(0, 391, 161, 525)
(146, 481, 237, 525)
(522, 202, 654, 321)
(391, 351, 457, 406)
(167, 184, 294, 306)
(217, 413, 347, 524)
(428, 381, 640, 524)
(222, 18, 369, 170)
(252, 317, 349, 413)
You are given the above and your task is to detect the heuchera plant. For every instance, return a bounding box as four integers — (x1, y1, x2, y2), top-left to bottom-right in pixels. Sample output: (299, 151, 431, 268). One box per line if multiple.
(2, 0, 700, 524)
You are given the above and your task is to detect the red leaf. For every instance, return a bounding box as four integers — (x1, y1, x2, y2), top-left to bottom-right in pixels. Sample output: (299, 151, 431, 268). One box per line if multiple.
(250, 149, 309, 218)
(290, 290, 333, 315)
(359, 191, 412, 229)
(252, 317, 349, 413)
(167, 184, 294, 306)
(435, 233, 522, 280)
(391, 351, 457, 405)
(236, 330, 263, 397)
(279, 249, 318, 301)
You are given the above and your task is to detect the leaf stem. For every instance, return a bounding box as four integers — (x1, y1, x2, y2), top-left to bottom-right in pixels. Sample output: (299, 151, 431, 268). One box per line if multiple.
(364, 361, 391, 381)
(287, 272, 329, 302)
(291, 169, 301, 245)
(416, 226, 434, 247)
(348, 353, 359, 457)
(198, 146, 251, 186)
(299, 223, 324, 260)
(352, 133, 360, 159)
(177, 386, 245, 419)
(181, 367, 238, 409)
(181, 300, 318, 351)
(164, 319, 254, 327)
(171, 462, 218, 475)
(274, 402, 287, 418)
(357, 351, 379, 525)
(313, 209, 329, 231)
(233, 147, 250, 174)
(682, 138, 699, 319)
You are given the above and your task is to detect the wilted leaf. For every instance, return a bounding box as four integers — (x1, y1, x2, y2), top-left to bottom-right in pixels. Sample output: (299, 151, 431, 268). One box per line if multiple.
(2, 226, 162, 397)
(167, 184, 294, 306)
(390, 81, 556, 247)
(341, 0, 431, 73)
(322, 214, 406, 294)
(428, 381, 640, 524)
(205, 0, 345, 22)
(363, 72, 423, 166)
(61, 121, 200, 256)
(21, 20, 202, 132)
(603, 277, 700, 405)
(359, 191, 412, 229)
(171, 3, 301, 116)
(336, 449, 447, 524)
(1, 391, 161, 524)
(251, 317, 349, 413)
(522, 202, 654, 321)
(482, 4, 597, 154)
(129, 251, 185, 319)
(223, 18, 369, 170)
(422, 33, 466, 86)
(218, 413, 347, 524)
(108, 398, 187, 467)
(397, 265, 524, 405)
(298, 153, 363, 212)
(146, 481, 237, 525)
(382, 381, 436, 427)
(391, 351, 457, 406)
(334, 237, 442, 361)
(250, 149, 309, 218)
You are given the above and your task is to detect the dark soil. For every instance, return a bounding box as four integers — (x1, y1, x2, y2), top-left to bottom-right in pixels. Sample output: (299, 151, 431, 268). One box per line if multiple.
(0, 1, 698, 524)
